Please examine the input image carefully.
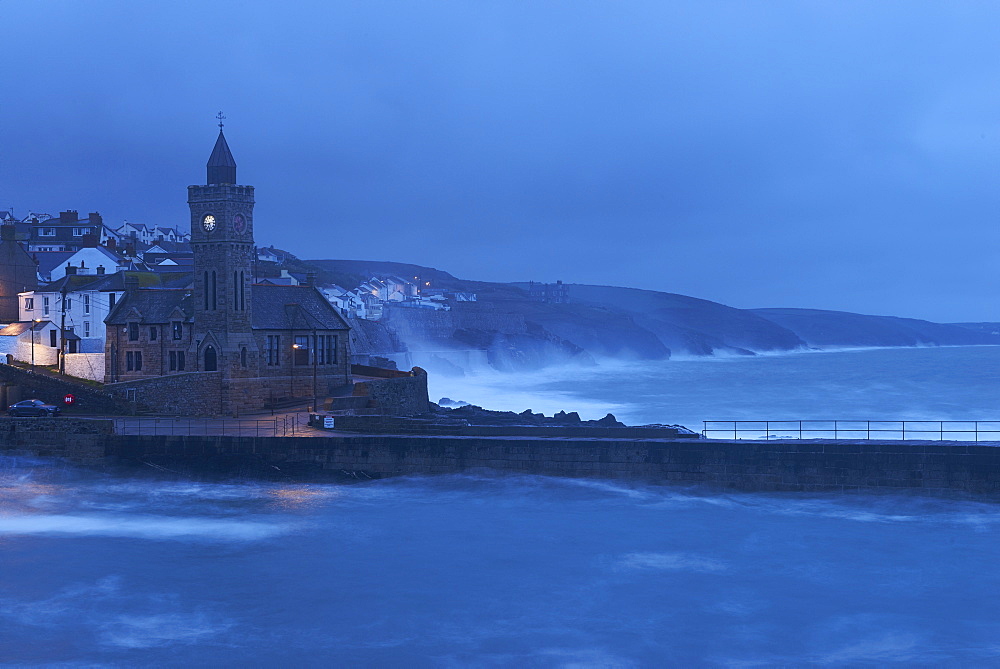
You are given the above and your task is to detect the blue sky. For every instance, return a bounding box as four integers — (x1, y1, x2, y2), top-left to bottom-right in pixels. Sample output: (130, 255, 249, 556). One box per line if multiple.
(2, 1, 999, 321)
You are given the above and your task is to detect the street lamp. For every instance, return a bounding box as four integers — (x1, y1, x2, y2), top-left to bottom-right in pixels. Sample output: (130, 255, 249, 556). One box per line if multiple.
(291, 337, 318, 411)
(30, 318, 41, 369)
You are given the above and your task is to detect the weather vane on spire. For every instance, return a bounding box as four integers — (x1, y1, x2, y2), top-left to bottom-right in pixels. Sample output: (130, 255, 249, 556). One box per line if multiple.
(216, 111, 226, 130)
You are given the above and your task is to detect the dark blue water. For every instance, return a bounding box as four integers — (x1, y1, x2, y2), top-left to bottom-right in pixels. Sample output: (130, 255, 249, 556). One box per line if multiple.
(3, 464, 1000, 666)
(4, 346, 1000, 665)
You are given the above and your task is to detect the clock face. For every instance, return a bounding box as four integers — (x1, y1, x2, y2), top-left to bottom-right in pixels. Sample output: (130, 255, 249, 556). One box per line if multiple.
(233, 213, 246, 234)
(202, 214, 216, 232)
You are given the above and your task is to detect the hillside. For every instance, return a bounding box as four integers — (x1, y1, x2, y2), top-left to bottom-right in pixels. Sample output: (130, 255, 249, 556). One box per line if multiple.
(305, 258, 995, 372)
(751, 309, 998, 348)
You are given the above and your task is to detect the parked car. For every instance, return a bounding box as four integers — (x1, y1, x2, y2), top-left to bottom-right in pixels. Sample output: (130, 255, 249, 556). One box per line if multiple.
(8, 399, 61, 417)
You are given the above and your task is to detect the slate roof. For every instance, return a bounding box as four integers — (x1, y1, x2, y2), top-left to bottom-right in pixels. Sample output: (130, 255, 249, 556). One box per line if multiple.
(208, 130, 236, 168)
(41, 270, 192, 294)
(251, 285, 350, 331)
(0, 321, 52, 336)
(32, 251, 75, 274)
(105, 289, 193, 325)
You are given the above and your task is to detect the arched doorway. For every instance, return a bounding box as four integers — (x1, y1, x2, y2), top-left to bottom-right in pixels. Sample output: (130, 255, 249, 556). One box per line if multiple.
(204, 345, 217, 371)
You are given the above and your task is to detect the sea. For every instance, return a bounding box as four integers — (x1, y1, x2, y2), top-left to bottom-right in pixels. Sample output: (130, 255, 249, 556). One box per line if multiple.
(3, 345, 1000, 666)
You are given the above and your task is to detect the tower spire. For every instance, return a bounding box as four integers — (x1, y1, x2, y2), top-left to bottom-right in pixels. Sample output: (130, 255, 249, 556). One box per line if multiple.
(207, 113, 236, 185)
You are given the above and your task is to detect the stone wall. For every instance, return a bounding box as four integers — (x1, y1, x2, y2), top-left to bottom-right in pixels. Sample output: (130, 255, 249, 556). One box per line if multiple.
(105, 371, 224, 416)
(0, 364, 130, 414)
(7, 433, 1000, 495)
(7, 428, 1000, 494)
(63, 353, 105, 382)
(355, 370, 429, 416)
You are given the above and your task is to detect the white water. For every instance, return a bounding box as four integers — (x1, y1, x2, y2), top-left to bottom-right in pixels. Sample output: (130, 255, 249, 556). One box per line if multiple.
(429, 346, 1000, 431)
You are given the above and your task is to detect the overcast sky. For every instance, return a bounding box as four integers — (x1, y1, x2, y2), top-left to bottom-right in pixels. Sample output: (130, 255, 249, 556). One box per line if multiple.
(2, 1, 998, 321)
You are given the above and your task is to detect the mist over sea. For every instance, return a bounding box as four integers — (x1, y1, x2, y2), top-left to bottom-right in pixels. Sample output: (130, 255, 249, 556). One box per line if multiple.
(429, 345, 1000, 431)
(3, 346, 1000, 665)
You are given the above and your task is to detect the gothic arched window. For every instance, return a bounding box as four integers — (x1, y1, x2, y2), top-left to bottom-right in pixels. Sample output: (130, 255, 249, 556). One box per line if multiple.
(204, 345, 217, 372)
(240, 347, 247, 368)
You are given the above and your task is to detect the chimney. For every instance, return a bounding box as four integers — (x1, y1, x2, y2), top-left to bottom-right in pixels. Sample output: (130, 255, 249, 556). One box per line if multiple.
(59, 210, 78, 224)
(97, 265, 106, 275)
(88, 212, 102, 226)
(306, 272, 317, 287)
(125, 242, 135, 257)
(81, 233, 98, 248)
(65, 264, 78, 276)
(105, 237, 117, 250)
(124, 274, 139, 293)
(1, 223, 14, 241)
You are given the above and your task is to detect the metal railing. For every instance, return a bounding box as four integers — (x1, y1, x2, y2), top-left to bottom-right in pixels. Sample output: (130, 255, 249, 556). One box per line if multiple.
(703, 420, 1000, 442)
(113, 414, 302, 437)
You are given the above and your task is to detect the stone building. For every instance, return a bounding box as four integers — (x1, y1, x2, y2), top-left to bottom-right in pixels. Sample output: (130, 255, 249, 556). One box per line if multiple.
(104, 126, 351, 414)
(0, 222, 38, 323)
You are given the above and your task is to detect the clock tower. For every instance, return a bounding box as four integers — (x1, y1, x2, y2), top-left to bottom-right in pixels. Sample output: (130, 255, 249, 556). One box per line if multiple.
(188, 120, 260, 396)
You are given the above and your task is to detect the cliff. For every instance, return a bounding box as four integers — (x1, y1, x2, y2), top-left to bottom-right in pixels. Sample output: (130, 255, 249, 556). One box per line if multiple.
(751, 309, 998, 348)
(309, 258, 994, 373)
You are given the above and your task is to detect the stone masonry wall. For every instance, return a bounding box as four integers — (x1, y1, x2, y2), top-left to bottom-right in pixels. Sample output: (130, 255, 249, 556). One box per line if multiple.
(63, 353, 105, 382)
(358, 372, 429, 416)
(105, 371, 224, 416)
(5, 429, 1000, 494)
(0, 364, 131, 414)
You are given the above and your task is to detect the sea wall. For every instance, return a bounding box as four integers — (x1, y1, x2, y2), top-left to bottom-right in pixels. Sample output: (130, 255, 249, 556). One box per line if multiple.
(5, 428, 1000, 495)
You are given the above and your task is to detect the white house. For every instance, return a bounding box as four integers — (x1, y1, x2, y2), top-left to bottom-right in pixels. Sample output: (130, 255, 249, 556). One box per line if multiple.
(0, 320, 61, 366)
(34, 246, 124, 282)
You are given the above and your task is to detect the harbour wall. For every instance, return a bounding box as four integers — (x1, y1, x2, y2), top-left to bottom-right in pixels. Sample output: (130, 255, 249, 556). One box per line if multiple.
(5, 420, 1000, 495)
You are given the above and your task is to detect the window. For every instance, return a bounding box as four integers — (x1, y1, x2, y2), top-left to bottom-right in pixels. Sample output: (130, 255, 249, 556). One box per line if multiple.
(211, 271, 217, 311)
(23, 297, 33, 311)
(240, 347, 247, 367)
(149, 326, 157, 341)
(177, 351, 185, 371)
(266, 335, 281, 366)
(169, 351, 177, 371)
(327, 335, 336, 365)
(128, 322, 139, 341)
(293, 335, 309, 365)
(49, 330, 57, 347)
(43, 297, 49, 316)
(65, 297, 72, 310)
(83, 295, 90, 315)
(38, 227, 55, 237)
(135, 351, 142, 371)
(126, 351, 134, 371)
(172, 321, 183, 339)
(84, 321, 90, 337)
